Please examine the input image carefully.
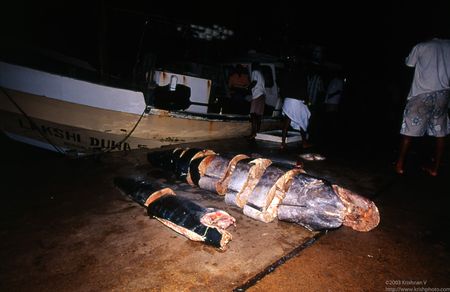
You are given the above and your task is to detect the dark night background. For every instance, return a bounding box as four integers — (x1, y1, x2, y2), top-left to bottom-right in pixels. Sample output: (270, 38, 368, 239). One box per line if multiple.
(2, 0, 450, 147)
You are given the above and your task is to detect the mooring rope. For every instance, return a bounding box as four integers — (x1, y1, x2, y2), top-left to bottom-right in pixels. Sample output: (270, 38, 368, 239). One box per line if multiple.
(0, 87, 67, 155)
(0, 86, 148, 157)
(103, 106, 147, 153)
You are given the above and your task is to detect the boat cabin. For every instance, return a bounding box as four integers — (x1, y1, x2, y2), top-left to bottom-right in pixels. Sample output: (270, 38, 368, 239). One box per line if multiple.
(145, 57, 283, 117)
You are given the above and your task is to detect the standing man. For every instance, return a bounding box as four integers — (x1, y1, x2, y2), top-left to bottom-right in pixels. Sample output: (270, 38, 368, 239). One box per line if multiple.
(395, 38, 450, 176)
(227, 64, 250, 115)
(306, 64, 326, 145)
(248, 62, 266, 140)
(323, 73, 345, 143)
(324, 74, 344, 114)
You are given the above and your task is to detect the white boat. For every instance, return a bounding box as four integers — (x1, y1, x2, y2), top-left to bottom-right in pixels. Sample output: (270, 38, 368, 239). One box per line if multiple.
(0, 61, 281, 156)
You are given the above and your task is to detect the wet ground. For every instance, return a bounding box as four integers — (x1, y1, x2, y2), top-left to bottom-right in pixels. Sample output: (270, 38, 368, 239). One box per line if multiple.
(0, 133, 449, 291)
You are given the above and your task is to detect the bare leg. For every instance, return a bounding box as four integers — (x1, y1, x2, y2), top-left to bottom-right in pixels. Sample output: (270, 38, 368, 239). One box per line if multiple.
(423, 137, 445, 176)
(434, 137, 445, 172)
(249, 113, 257, 140)
(395, 135, 412, 174)
(300, 129, 313, 149)
(256, 115, 262, 132)
(281, 116, 290, 149)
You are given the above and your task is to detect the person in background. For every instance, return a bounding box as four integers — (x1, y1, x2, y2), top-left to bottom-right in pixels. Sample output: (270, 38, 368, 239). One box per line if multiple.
(323, 73, 345, 142)
(307, 68, 326, 109)
(306, 63, 326, 145)
(278, 62, 312, 150)
(227, 64, 250, 115)
(248, 62, 266, 140)
(324, 74, 344, 114)
(394, 38, 450, 176)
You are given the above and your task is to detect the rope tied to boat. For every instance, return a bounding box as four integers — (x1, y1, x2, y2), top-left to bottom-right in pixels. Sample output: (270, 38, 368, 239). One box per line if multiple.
(0, 86, 147, 157)
(1, 87, 67, 155)
(102, 106, 147, 154)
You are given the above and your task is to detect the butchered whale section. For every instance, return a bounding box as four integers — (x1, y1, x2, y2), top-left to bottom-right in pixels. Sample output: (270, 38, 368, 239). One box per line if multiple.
(114, 176, 235, 250)
(146, 148, 380, 232)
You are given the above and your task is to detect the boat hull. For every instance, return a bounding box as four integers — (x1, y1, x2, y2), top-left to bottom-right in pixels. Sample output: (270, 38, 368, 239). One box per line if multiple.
(0, 88, 279, 155)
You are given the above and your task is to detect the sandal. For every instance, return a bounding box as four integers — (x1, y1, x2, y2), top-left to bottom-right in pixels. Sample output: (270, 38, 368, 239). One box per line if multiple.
(422, 166, 438, 177)
(299, 153, 315, 161)
(313, 154, 326, 161)
(302, 142, 314, 149)
(394, 162, 404, 175)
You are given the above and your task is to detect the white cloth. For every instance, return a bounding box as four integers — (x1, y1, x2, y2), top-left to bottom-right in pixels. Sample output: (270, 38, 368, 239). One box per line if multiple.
(251, 70, 266, 99)
(406, 38, 450, 99)
(325, 78, 344, 105)
(282, 98, 311, 131)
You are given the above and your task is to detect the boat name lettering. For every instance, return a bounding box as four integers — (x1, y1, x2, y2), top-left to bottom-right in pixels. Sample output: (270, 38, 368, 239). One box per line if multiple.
(18, 119, 81, 142)
(89, 137, 131, 151)
(18, 119, 131, 151)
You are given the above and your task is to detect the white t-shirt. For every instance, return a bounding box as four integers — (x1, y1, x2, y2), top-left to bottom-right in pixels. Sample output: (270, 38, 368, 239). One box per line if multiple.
(251, 70, 266, 99)
(406, 38, 450, 99)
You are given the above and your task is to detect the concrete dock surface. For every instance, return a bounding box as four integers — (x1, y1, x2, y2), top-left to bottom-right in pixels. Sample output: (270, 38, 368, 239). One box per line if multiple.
(0, 134, 449, 291)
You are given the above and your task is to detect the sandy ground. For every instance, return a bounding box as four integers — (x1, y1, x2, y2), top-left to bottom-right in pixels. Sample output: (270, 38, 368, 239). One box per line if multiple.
(1, 134, 449, 291)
